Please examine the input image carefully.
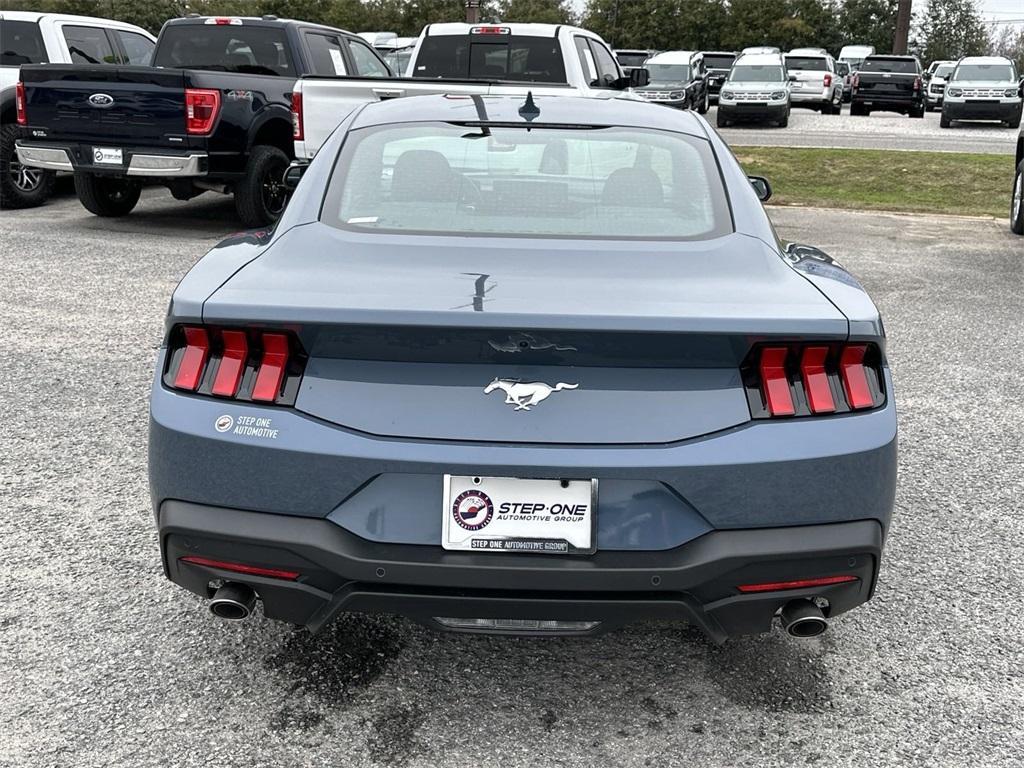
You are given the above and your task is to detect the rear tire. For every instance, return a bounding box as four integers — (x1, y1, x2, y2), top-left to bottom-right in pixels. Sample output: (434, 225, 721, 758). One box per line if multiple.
(910, 106, 924, 119)
(0, 124, 56, 209)
(234, 144, 290, 228)
(74, 173, 141, 216)
(850, 102, 865, 116)
(1011, 160, 1024, 236)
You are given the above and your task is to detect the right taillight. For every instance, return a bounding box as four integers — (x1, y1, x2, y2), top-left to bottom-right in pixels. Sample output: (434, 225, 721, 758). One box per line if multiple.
(291, 91, 303, 140)
(15, 81, 27, 125)
(185, 88, 221, 135)
(163, 325, 306, 406)
(852, 73, 860, 89)
(743, 342, 885, 418)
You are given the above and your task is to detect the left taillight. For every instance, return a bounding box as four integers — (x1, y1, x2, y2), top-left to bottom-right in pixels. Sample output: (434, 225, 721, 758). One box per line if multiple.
(291, 91, 303, 140)
(743, 342, 886, 419)
(163, 325, 306, 405)
(15, 81, 27, 125)
(185, 88, 221, 135)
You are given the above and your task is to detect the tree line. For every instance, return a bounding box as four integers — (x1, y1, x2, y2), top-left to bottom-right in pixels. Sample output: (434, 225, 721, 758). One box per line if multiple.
(0, 0, 1016, 68)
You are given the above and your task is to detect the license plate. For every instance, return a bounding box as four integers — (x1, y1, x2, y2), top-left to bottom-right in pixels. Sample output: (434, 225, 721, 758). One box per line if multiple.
(442, 475, 596, 555)
(92, 147, 123, 165)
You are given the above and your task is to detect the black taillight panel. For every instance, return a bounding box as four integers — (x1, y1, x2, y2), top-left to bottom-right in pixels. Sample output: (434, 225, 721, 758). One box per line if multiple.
(163, 325, 307, 406)
(741, 342, 886, 419)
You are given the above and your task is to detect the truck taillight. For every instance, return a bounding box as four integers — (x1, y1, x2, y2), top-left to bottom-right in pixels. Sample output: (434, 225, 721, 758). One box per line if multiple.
(743, 343, 885, 419)
(185, 88, 221, 135)
(823, 74, 832, 87)
(15, 81, 26, 125)
(852, 73, 859, 89)
(913, 75, 921, 91)
(163, 325, 307, 406)
(291, 91, 303, 140)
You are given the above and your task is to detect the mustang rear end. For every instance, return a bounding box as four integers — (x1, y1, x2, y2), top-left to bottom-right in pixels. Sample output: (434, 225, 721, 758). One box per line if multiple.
(150, 94, 896, 642)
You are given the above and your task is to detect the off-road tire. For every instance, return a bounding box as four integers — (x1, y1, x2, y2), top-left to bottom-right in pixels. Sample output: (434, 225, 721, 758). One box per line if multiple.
(0, 124, 56, 209)
(234, 144, 290, 228)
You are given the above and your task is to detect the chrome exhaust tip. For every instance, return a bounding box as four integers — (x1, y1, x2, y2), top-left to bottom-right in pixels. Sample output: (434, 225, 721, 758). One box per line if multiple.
(780, 599, 828, 638)
(209, 582, 256, 621)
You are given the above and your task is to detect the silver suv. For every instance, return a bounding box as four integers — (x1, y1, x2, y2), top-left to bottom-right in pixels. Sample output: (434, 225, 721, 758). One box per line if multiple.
(784, 49, 843, 114)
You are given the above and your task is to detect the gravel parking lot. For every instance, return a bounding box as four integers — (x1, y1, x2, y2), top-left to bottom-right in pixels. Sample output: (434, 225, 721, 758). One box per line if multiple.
(2, 190, 1023, 768)
(714, 104, 1019, 153)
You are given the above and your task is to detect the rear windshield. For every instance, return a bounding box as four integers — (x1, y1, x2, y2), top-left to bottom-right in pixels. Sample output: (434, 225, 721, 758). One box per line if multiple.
(0, 19, 46, 66)
(322, 122, 731, 241)
(647, 64, 690, 82)
(704, 55, 735, 69)
(615, 52, 649, 67)
(729, 65, 784, 82)
(412, 34, 567, 83)
(785, 56, 827, 71)
(860, 57, 917, 73)
(952, 63, 1016, 82)
(152, 24, 295, 76)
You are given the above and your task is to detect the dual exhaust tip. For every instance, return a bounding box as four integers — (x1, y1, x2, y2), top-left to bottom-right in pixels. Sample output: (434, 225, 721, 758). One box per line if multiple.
(209, 582, 256, 621)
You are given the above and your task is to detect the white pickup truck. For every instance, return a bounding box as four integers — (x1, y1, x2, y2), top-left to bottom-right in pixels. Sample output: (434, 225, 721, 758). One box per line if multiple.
(293, 22, 648, 160)
(0, 10, 155, 208)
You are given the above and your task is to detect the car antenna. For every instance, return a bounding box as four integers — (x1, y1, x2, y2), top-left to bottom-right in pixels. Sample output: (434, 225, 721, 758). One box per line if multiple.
(518, 91, 540, 123)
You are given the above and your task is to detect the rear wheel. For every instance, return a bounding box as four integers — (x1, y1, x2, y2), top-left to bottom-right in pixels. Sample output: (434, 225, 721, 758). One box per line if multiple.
(74, 173, 141, 216)
(0, 124, 56, 209)
(909, 105, 924, 119)
(1011, 160, 1024, 236)
(234, 144, 290, 228)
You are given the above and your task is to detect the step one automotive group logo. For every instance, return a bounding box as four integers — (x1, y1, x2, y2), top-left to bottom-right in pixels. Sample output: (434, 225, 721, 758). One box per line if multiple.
(214, 414, 279, 439)
(452, 490, 494, 530)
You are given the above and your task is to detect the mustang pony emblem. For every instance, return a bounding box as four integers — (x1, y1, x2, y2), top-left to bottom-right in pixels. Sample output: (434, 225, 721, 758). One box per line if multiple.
(483, 378, 578, 411)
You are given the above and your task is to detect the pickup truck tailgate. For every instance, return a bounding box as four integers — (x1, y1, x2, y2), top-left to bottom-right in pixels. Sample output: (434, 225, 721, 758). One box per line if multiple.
(20, 64, 187, 145)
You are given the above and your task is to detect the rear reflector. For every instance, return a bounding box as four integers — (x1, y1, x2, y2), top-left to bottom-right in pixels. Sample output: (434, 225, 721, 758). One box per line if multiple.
(800, 346, 835, 413)
(15, 81, 26, 125)
(737, 575, 859, 593)
(185, 88, 221, 135)
(180, 555, 299, 581)
(251, 333, 289, 402)
(173, 327, 209, 390)
(433, 617, 600, 632)
(840, 344, 874, 409)
(211, 330, 248, 397)
(759, 347, 795, 416)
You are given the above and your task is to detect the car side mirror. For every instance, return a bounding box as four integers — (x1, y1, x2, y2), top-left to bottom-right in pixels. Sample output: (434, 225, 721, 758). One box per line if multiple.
(628, 67, 649, 88)
(787, 73, 797, 82)
(283, 161, 308, 192)
(748, 175, 772, 202)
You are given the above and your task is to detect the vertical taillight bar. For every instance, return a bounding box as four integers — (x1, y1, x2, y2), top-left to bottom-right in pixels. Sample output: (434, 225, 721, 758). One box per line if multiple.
(291, 91, 303, 140)
(759, 347, 795, 416)
(251, 333, 290, 402)
(185, 88, 221, 135)
(15, 81, 27, 125)
(840, 344, 874, 409)
(211, 330, 248, 397)
(800, 346, 835, 414)
(173, 327, 210, 391)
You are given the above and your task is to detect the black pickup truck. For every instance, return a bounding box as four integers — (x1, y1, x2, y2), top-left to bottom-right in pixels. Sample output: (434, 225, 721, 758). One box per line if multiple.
(15, 15, 392, 226)
(849, 54, 925, 118)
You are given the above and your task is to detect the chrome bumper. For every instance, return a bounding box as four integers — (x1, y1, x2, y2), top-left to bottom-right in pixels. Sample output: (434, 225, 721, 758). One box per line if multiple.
(16, 144, 207, 177)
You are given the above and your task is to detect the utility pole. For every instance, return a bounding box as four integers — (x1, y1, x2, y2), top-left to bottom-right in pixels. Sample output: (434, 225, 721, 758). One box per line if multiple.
(466, 0, 481, 24)
(893, 0, 913, 54)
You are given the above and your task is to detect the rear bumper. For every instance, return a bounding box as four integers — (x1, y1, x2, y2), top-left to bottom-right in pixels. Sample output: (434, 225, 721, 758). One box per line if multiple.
(790, 90, 829, 105)
(943, 100, 1022, 121)
(16, 141, 207, 177)
(160, 500, 884, 642)
(850, 92, 923, 111)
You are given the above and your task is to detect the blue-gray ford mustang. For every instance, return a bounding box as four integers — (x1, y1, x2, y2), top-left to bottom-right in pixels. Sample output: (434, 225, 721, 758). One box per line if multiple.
(149, 94, 896, 642)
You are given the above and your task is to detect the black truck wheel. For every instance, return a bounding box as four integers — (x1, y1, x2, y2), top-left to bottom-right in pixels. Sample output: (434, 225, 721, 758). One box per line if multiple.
(1011, 160, 1024, 236)
(0, 124, 56, 209)
(234, 144, 290, 228)
(74, 173, 141, 216)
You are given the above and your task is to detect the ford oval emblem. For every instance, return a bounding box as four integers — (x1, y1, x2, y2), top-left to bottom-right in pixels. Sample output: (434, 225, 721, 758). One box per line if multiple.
(88, 93, 115, 108)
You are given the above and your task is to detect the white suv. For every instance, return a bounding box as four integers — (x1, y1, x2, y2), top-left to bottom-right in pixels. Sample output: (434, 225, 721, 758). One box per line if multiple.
(941, 56, 1023, 129)
(785, 49, 843, 114)
(717, 53, 792, 128)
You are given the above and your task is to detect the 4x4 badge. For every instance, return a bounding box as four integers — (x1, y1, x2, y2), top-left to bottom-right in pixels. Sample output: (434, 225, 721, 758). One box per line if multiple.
(483, 378, 578, 411)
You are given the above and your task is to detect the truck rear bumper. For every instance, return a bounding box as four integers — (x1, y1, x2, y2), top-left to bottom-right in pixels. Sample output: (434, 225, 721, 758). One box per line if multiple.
(160, 499, 884, 642)
(16, 142, 207, 177)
